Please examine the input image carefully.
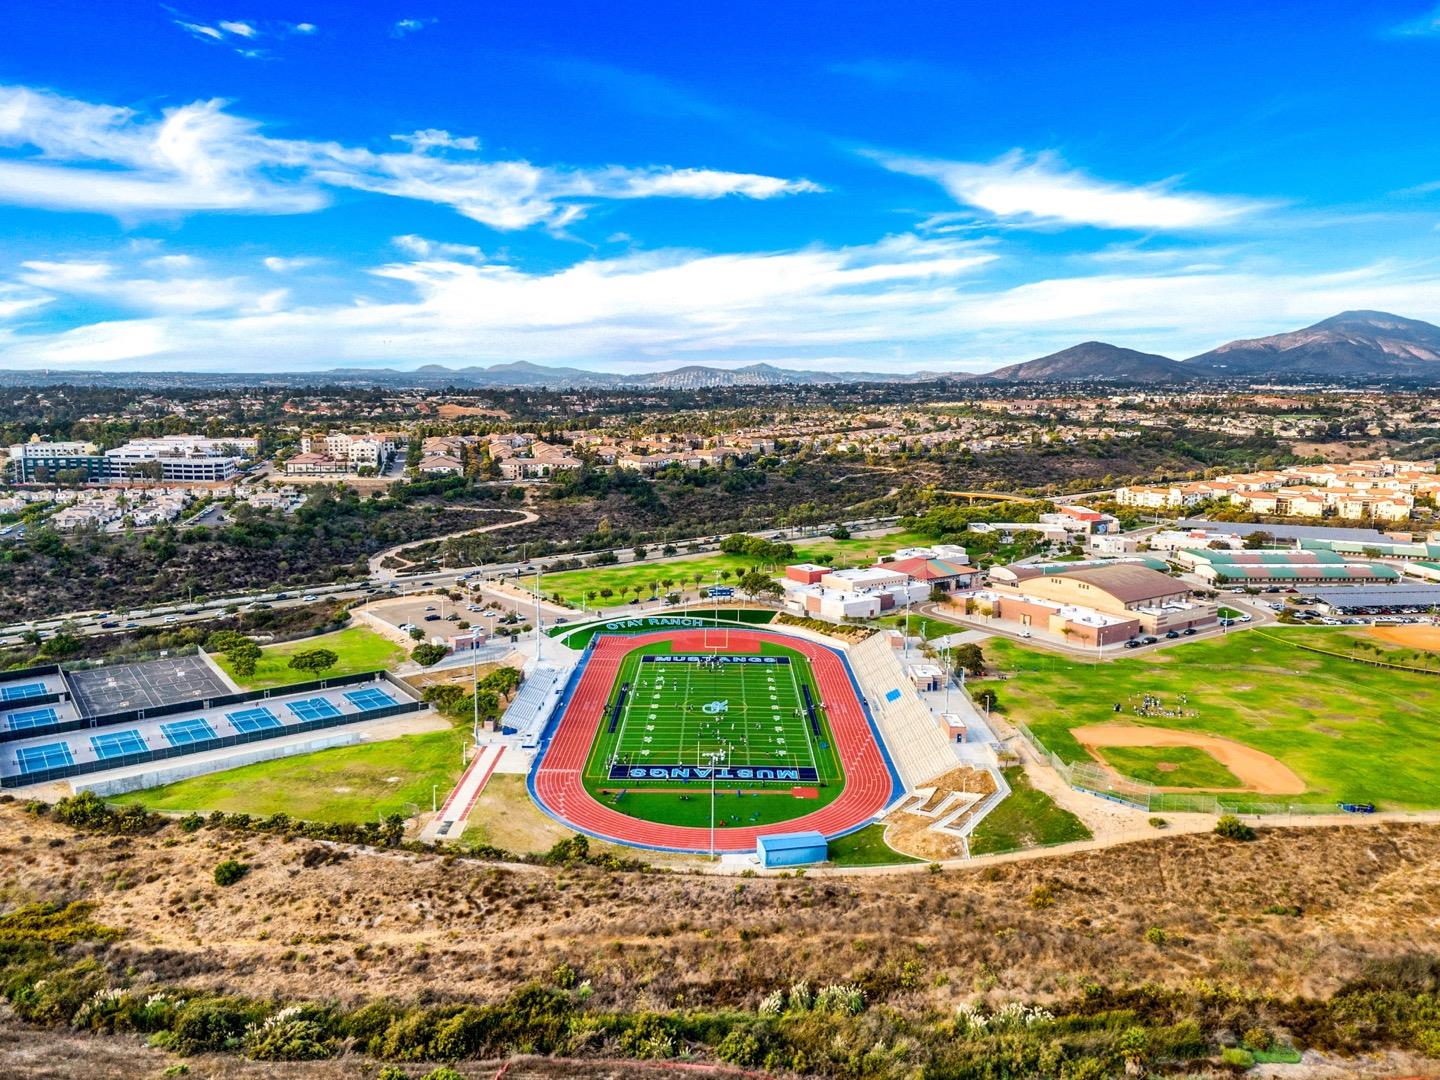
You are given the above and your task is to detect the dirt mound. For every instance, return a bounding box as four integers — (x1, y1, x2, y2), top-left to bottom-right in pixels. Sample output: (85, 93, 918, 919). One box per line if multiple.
(1368, 624, 1440, 651)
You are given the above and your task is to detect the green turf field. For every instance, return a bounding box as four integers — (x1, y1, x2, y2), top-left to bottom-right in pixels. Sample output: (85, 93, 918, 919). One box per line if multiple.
(537, 530, 933, 608)
(582, 638, 846, 829)
(1094, 745, 1241, 788)
(986, 629, 1440, 809)
(215, 626, 404, 689)
(876, 612, 969, 641)
(112, 724, 466, 823)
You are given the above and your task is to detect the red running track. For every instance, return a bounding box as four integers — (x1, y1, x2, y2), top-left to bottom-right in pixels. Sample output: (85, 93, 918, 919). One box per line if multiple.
(532, 629, 895, 852)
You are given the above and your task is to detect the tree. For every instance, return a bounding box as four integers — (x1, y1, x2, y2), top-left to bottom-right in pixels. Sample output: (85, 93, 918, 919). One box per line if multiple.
(226, 641, 263, 678)
(952, 642, 985, 677)
(412, 643, 450, 666)
(738, 570, 782, 602)
(1242, 530, 1275, 550)
(287, 648, 339, 677)
(830, 524, 851, 540)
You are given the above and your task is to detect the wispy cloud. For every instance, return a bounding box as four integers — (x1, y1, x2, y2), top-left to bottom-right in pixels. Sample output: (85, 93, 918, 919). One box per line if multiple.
(1385, 4, 1440, 37)
(0, 84, 822, 229)
(391, 17, 436, 38)
(262, 255, 319, 272)
(873, 149, 1270, 231)
(169, 13, 317, 56)
(392, 235, 486, 261)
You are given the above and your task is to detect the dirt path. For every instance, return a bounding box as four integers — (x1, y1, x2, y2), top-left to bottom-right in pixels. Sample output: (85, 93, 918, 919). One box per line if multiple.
(1072, 723, 1306, 794)
(369, 507, 539, 578)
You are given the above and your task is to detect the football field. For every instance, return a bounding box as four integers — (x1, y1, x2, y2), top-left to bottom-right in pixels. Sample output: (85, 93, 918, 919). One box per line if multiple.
(608, 653, 820, 777)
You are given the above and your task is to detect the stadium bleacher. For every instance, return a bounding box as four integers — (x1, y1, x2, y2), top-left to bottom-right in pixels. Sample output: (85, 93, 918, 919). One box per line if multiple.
(500, 665, 561, 749)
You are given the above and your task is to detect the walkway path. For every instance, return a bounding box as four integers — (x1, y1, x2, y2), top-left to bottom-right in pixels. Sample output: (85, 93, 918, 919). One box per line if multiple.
(422, 743, 507, 842)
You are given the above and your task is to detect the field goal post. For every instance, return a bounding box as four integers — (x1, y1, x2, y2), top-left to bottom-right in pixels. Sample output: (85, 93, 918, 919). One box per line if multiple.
(701, 627, 731, 652)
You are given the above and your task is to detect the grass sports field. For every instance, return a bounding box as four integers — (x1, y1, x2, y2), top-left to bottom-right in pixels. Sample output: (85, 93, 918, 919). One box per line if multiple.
(581, 638, 845, 829)
(1094, 745, 1241, 789)
(987, 628, 1440, 809)
(215, 626, 405, 689)
(538, 530, 933, 608)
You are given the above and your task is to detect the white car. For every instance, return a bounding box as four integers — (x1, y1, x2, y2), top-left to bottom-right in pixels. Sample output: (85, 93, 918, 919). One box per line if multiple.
(302, 594, 318, 603)
(162, 614, 178, 624)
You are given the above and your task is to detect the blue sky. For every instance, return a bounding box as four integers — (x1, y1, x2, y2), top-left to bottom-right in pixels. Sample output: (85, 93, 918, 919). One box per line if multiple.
(1, 0, 1439, 373)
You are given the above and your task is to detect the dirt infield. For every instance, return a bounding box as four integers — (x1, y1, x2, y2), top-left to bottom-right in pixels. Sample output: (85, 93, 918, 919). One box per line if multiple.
(1367, 624, 1440, 651)
(1072, 723, 1306, 795)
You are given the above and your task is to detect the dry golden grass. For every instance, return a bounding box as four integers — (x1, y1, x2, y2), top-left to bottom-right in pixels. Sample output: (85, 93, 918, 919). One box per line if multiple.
(5, 801, 1440, 1018)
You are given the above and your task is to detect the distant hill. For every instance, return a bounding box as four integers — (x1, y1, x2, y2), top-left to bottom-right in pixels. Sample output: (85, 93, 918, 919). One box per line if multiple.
(979, 341, 1188, 383)
(1183, 311, 1440, 378)
(6, 310, 1440, 388)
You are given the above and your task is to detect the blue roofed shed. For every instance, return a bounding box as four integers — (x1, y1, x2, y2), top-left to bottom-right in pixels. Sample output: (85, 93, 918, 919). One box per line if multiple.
(757, 831, 828, 868)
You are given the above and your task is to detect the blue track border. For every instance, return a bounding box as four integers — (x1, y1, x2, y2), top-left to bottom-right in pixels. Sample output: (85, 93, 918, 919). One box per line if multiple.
(526, 629, 905, 854)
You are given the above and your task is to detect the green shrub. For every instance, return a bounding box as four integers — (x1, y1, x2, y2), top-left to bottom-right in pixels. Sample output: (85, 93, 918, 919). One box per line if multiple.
(213, 859, 249, 887)
(1215, 814, 1256, 841)
(1144, 927, 1168, 946)
(1221, 1046, 1255, 1066)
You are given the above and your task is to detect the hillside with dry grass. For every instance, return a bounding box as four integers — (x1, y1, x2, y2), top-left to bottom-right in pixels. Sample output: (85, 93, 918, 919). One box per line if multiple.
(3, 797, 1440, 1077)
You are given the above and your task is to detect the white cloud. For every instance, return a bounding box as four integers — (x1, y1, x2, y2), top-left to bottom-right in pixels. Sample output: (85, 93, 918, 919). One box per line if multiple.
(175, 20, 224, 41)
(875, 149, 1268, 231)
(262, 255, 319, 272)
(1387, 5, 1440, 36)
(4, 236, 1438, 373)
(391, 17, 435, 37)
(291, 22, 318, 35)
(218, 20, 257, 37)
(391, 235, 485, 261)
(16, 257, 284, 315)
(0, 84, 820, 229)
(392, 129, 480, 152)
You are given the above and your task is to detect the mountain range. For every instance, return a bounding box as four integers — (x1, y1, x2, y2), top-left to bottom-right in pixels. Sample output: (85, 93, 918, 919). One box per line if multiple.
(4, 311, 1440, 389)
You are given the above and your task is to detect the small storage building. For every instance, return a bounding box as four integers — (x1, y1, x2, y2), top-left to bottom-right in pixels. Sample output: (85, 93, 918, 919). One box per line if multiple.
(756, 831, 828, 868)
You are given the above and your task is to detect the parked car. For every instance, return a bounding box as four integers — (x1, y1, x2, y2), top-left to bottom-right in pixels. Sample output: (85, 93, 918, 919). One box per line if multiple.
(424, 614, 440, 622)
(1164, 630, 1180, 639)
(1123, 639, 1141, 649)
(1140, 635, 1159, 645)
(1182, 627, 1197, 636)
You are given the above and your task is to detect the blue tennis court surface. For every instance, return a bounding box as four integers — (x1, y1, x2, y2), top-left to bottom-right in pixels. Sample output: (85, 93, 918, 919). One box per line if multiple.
(161, 717, 217, 747)
(1, 682, 47, 702)
(227, 706, 281, 733)
(344, 687, 396, 712)
(5, 706, 58, 731)
(16, 741, 74, 774)
(288, 696, 341, 721)
(91, 730, 147, 760)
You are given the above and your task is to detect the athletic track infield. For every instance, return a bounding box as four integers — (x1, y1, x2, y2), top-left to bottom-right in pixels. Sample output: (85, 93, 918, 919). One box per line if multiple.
(530, 628, 899, 853)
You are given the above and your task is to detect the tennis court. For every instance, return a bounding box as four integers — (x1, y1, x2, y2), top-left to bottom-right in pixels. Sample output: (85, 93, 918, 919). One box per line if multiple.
(227, 706, 282, 734)
(15, 741, 75, 774)
(90, 730, 148, 760)
(344, 687, 397, 712)
(288, 696, 342, 721)
(4, 706, 58, 731)
(1, 682, 47, 702)
(68, 656, 229, 716)
(603, 653, 822, 780)
(160, 717, 218, 747)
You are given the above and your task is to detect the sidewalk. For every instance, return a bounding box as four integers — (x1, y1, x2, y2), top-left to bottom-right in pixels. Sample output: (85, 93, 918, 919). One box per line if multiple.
(422, 743, 506, 842)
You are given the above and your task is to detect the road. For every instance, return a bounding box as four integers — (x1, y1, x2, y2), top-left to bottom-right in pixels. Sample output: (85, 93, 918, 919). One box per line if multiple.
(0, 513, 902, 648)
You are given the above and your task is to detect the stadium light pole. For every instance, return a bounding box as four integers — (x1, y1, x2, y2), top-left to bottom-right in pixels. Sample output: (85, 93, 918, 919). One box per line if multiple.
(706, 746, 726, 860)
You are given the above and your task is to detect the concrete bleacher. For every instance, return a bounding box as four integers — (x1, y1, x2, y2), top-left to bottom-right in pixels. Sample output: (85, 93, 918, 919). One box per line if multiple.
(847, 633, 959, 790)
(500, 664, 562, 749)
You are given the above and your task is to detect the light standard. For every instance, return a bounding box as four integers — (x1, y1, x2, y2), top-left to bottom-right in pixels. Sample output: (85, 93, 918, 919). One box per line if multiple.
(705, 746, 727, 859)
